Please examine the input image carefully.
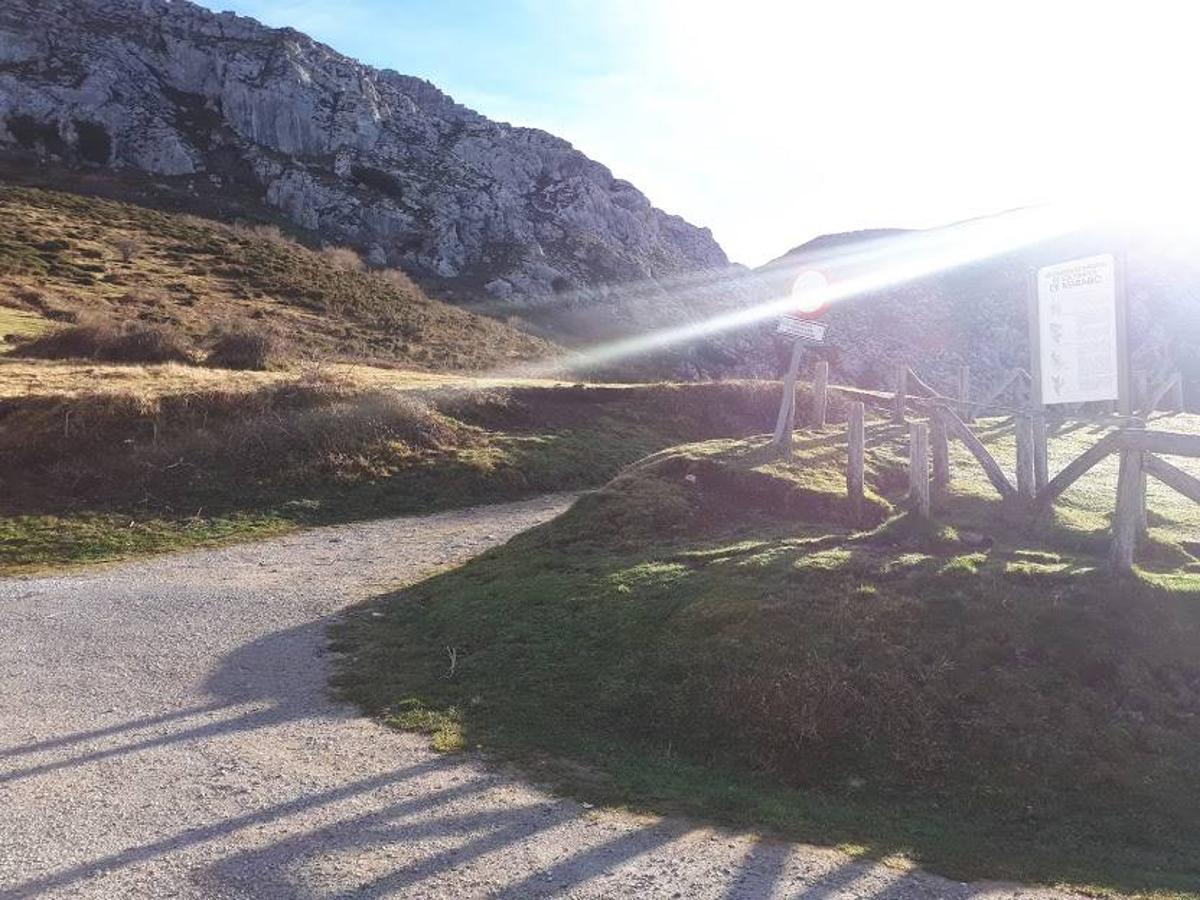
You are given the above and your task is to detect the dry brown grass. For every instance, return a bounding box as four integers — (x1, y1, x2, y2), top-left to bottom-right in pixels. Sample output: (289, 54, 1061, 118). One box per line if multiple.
(0, 379, 475, 509)
(319, 245, 364, 271)
(205, 324, 288, 370)
(11, 317, 191, 364)
(0, 357, 590, 401)
(0, 183, 556, 371)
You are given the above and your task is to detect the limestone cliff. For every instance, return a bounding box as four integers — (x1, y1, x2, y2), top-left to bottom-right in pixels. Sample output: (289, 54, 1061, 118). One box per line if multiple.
(0, 0, 728, 306)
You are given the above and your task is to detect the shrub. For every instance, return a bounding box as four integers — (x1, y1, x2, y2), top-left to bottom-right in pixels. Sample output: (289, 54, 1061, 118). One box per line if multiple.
(113, 237, 139, 263)
(320, 245, 364, 272)
(206, 325, 287, 371)
(376, 267, 421, 294)
(11, 318, 190, 364)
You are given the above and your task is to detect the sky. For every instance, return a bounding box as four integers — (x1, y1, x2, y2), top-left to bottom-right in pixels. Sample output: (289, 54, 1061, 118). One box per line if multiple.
(198, 1, 1199, 267)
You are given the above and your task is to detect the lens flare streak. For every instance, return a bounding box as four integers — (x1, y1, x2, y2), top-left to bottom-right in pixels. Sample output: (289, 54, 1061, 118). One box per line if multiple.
(506, 205, 1078, 379)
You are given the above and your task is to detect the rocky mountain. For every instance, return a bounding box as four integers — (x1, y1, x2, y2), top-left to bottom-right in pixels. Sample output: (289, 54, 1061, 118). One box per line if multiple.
(0, 0, 727, 312)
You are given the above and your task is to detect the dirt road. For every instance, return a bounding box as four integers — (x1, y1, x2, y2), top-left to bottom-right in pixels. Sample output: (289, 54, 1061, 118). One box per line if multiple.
(0, 495, 1077, 898)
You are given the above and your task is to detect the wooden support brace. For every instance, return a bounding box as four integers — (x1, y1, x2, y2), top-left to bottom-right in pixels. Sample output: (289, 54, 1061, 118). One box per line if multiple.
(936, 407, 1017, 500)
(847, 401, 865, 525)
(974, 368, 1021, 418)
(906, 368, 939, 398)
(1144, 453, 1200, 504)
(1035, 430, 1122, 510)
(909, 421, 930, 518)
(812, 360, 829, 428)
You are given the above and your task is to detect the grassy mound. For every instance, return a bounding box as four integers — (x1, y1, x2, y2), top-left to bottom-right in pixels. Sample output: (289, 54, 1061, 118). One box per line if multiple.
(334, 415, 1200, 896)
(0, 182, 552, 370)
(13, 319, 191, 363)
(0, 380, 781, 571)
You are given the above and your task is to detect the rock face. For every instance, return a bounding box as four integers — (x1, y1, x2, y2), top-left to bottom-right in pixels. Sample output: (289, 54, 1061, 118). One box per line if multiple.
(0, 0, 728, 303)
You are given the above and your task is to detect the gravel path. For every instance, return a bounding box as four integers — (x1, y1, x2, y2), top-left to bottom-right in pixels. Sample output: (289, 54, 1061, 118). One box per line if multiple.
(0, 495, 1081, 899)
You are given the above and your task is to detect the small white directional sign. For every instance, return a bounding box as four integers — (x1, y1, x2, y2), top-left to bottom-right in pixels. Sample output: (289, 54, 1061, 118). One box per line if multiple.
(1036, 254, 1119, 404)
(776, 316, 828, 343)
(777, 269, 830, 344)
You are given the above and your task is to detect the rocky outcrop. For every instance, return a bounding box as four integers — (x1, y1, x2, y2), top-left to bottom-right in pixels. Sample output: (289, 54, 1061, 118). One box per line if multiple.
(0, 0, 727, 304)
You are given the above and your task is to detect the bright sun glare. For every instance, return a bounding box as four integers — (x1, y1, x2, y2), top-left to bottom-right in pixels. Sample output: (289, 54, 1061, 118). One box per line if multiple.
(506, 204, 1085, 379)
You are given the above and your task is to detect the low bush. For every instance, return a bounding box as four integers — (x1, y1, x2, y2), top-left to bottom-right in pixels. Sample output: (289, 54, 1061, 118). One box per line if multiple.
(206, 325, 287, 371)
(320, 245, 364, 272)
(11, 319, 190, 364)
(112, 236, 139, 262)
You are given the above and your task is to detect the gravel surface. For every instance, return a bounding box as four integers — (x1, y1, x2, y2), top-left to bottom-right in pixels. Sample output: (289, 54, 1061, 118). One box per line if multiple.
(0, 495, 1082, 899)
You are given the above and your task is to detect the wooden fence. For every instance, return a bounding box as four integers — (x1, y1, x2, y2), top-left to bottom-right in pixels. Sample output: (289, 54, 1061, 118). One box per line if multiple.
(786, 362, 1194, 573)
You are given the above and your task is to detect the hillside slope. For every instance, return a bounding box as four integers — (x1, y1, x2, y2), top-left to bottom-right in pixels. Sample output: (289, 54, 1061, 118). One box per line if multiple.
(0, 0, 727, 307)
(754, 223, 1200, 400)
(0, 183, 553, 370)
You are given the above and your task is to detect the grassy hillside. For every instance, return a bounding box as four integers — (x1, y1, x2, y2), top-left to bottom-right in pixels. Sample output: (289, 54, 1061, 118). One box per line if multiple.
(334, 412, 1200, 898)
(0, 374, 789, 572)
(0, 182, 552, 370)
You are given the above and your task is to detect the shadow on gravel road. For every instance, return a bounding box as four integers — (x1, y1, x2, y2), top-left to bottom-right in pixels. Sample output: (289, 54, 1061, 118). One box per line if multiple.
(2, 618, 1022, 899)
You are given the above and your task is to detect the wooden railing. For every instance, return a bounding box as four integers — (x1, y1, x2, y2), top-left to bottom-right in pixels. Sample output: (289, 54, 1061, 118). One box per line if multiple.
(788, 361, 1194, 573)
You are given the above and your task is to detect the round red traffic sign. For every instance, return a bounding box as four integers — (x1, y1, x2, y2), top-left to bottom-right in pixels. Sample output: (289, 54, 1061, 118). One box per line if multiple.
(790, 269, 830, 316)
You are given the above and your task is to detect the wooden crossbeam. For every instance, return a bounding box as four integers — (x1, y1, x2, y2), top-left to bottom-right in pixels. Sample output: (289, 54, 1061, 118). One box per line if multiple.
(1121, 429, 1200, 457)
(1144, 453, 1200, 504)
(1034, 430, 1122, 509)
(935, 407, 1017, 499)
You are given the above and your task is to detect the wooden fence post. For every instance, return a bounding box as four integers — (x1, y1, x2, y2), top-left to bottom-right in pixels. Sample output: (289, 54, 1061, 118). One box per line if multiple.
(1138, 464, 1149, 537)
(847, 401, 865, 524)
(1015, 415, 1035, 499)
(812, 360, 829, 428)
(1135, 370, 1149, 411)
(783, 377, 799, 450)
(959, 366, 974, 423)
(1111, 445, 1145, 574)
(893, 364, 908, 424)
(909, 421, 930, 517)
(772, 340, 804, 452)
(931, 416, 950, 508)
(1032, 414, 1049, 492)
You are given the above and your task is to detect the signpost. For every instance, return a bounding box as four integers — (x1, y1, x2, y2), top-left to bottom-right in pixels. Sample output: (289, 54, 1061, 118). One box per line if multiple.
(771, 270, 830, 453)
(1030, 253, 1129, 413)
(776, 316, 828, 343)
(1026, 251, 1131, 495)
